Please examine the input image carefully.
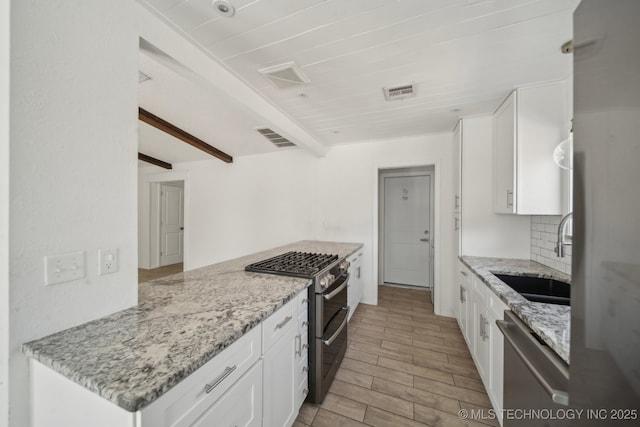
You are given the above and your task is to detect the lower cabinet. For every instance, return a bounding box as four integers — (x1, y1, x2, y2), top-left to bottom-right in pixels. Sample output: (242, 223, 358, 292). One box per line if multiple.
(263, 317, 297, 427)
(191, 360, 262, 427)
(30, 288, 310, 427)
(347, 250, 363, 320)
(457, 261, 508, 426)
(263, 291, 309, 427)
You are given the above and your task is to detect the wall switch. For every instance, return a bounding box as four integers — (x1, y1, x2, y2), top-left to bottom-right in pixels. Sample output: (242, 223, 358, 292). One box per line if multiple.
(45, 251, 86, 286)
(99, 249, 118, 275)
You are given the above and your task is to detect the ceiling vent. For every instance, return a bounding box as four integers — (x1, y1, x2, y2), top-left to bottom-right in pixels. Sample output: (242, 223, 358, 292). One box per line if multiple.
(138, 71, 151, 83)
(258, 62, 310, 89)
(257, 128, 296, 148)
(383, 83, 416, 101)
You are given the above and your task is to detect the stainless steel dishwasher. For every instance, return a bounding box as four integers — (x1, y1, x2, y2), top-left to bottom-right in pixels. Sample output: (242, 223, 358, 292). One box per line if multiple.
(497, 311, 570, 427)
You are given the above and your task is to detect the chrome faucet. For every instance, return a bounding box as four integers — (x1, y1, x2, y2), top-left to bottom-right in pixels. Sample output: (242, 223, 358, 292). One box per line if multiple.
(555, 212, 573, 258)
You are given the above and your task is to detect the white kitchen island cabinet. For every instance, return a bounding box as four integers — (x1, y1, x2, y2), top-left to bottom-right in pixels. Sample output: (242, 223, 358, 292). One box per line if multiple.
(263, 292, 308, 427)
(31, 291, 307, 427)
(493, 81, 567, 215)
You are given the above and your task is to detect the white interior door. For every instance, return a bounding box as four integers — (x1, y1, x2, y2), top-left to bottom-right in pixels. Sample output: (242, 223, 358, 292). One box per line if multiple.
(383, 175, 430, 287)
(160, 184, 184, 266)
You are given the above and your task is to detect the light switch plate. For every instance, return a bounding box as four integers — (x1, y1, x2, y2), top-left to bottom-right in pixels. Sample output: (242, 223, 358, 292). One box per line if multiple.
(99, 249, 118, 275)
(45, 251, 86, 286)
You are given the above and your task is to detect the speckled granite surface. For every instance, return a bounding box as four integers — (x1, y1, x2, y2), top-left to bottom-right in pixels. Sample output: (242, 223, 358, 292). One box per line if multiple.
(460, 256, 571, 364)
(23, 240, 362, 412)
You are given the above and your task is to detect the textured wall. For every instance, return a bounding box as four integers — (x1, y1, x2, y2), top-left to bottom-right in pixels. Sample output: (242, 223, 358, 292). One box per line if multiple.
(9, 1, 138, 425)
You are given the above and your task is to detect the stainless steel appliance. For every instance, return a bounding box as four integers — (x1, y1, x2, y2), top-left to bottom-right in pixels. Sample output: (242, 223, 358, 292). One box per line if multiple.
(499, 2, 640, 425)
(570, 0, 640, 423)
(245, 251, 350, 404)
(498, 311, 570, 427)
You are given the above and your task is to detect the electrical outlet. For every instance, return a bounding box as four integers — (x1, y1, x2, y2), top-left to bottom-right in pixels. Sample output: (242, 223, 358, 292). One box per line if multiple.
(45, 251, 86, 286)
(99, 249, 118, 275)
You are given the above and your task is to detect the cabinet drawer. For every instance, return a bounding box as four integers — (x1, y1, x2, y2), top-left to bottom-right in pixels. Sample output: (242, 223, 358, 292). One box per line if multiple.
(263, 297, 296, 352)
(139, 326, 261, 427)
(191, 360, 263, 427)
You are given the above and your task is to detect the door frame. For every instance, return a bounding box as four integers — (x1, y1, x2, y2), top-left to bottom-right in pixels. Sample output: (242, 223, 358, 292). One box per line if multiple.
(372, 161, 441, 314)
(158, 182, 185, 267)
(379, 169, 434, 289)
(142, 171, 189, 270)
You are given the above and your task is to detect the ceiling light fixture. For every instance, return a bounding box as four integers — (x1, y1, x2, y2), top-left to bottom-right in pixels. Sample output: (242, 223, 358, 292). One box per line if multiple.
(213, 0, 235, 17)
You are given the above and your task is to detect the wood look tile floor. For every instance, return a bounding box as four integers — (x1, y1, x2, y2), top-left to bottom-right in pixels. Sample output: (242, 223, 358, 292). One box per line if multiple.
(295, 285, 498, 427)
(138, 263, 183, 283)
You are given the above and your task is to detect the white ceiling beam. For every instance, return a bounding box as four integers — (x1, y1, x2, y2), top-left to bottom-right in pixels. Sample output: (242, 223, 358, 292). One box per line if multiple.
(136, 1, 327, 158)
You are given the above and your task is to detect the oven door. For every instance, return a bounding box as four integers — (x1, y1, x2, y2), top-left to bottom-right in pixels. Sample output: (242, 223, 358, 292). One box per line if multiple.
(319, 305, 349, 400)
(318, 273, 349, 337)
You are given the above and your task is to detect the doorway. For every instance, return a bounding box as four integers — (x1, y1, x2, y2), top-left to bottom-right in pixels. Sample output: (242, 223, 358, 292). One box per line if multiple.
(138, 177, 186, 282)
(378, 167, 435, 297)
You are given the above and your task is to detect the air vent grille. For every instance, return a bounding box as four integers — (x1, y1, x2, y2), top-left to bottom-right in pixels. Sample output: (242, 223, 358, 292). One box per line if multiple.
(258, 62, 310, 89)
(257, 128, 296, 148)
(383, 83, 416, 101)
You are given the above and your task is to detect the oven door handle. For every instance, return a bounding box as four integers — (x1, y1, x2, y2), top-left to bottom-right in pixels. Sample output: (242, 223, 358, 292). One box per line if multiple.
(323, 306, 350, 346)
(323, 274, 350, 301)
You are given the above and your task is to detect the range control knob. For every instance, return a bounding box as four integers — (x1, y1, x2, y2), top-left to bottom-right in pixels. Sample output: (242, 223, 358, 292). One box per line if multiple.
(319, 275, 329, 289)
(339, 261, 350, 274)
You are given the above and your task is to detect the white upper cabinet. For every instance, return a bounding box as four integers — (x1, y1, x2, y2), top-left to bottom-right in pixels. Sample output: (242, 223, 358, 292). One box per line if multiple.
(493, 81, 567, 215)
(453, 120, 462, 214)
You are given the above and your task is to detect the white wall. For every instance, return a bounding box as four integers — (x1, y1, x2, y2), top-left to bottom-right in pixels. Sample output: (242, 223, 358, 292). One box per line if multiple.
(461, 116, 531, 258)
(143, 150, 321, 271)
(9, 1, 138, 425)
(1, 0, 10, 424)
(316, 134, 455, 316)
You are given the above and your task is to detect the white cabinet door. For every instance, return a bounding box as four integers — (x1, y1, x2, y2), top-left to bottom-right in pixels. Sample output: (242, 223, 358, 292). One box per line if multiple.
(295, 291, 310, 408)
(191, 361, 262, 427)
(263, 302, 298, 427)
(493, 91, 516, 214)
(457, 263, 472, 345)
(472, 297, 490, 384)
(493, 81, 566, 215)
(453, 120, 462, 213)
(347, 251, 363, 320)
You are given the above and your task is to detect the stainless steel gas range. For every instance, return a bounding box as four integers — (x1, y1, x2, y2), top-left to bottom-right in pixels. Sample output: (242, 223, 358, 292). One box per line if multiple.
(245, 251, 349, 404)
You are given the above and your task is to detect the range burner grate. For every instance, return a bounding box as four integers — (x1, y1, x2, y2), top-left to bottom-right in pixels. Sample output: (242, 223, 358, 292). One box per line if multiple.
(245, 251, 339, 278)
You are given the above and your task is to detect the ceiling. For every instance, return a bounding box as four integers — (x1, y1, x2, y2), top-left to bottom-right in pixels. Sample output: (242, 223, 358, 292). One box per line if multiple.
(138, 0, 577, 164)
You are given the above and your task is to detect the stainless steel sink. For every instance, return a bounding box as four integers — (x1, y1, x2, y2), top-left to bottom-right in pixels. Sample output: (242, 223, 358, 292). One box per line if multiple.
(493, 274, 570, 306)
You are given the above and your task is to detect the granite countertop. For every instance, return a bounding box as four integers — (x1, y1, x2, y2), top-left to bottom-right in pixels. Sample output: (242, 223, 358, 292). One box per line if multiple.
(460, 256, 571, 364)
(23, 240, 362, 412)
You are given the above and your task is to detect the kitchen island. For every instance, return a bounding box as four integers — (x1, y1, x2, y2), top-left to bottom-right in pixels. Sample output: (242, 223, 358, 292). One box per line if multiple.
(23, 240, 362, 417)
(460, 256, 571, 363)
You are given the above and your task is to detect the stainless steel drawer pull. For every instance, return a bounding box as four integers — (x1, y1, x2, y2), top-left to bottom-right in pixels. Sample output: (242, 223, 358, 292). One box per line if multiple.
(204, 365, 237, 394)
(507, 190, 513, 207)
(496, 320, 569, 406)
(275, 315, 292, 330)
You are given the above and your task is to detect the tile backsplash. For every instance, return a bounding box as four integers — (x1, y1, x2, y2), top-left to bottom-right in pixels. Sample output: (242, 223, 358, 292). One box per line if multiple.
(531, 215, 572, 275)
